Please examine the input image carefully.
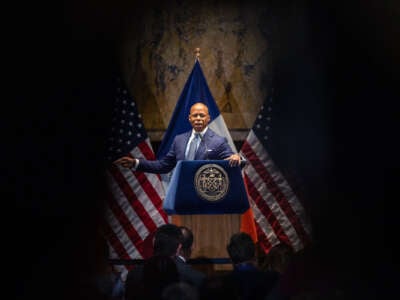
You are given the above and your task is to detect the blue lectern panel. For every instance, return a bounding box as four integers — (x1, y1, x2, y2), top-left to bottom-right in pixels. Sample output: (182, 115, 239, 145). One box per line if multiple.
(163, 160, 249, 215)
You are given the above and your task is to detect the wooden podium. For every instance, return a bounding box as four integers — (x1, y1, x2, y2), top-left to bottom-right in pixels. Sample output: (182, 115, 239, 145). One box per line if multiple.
(163, 160, 249, 271)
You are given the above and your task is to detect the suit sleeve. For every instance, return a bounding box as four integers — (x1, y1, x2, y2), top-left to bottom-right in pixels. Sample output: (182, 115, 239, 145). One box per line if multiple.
(136, 139, 178, 174)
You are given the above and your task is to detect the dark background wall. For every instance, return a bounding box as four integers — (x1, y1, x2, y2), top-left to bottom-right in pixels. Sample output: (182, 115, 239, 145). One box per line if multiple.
(7, 0, 398, 299)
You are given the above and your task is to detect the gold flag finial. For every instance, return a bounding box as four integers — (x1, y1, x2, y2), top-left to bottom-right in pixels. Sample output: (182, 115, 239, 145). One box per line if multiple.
(194, 47, 200, 61)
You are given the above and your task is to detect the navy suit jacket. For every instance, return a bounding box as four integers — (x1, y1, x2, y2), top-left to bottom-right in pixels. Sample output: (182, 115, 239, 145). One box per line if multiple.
(175, 256, 206, 288)
(137, 128, 234, 174)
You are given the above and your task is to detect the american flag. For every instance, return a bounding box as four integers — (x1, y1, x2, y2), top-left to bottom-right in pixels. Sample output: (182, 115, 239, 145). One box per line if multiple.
(104, 77, 168, 273)
(240, 90, 312, 253)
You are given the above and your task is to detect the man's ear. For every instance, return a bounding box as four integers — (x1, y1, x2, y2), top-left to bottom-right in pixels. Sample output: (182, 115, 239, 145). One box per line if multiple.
(176, 243, 182, 256)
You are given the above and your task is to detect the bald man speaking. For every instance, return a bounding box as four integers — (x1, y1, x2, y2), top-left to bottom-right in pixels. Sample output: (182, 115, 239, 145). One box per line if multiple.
(114, 102, 241, 172)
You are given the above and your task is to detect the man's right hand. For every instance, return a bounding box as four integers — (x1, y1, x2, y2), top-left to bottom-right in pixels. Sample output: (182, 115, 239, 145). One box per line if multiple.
(113, 156, 135, 168)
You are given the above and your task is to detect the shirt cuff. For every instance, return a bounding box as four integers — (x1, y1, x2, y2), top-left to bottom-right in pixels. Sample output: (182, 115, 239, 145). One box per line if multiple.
(132, 159, 139, 170)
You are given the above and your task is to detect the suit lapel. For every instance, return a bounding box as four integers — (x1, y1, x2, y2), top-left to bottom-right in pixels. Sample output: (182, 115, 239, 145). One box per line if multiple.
(194, 129, 214, 160)
(175, 131, 192, 161)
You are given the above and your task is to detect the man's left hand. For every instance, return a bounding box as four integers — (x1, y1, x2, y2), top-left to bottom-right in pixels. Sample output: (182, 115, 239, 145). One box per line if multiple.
(225, 153, 241, 167)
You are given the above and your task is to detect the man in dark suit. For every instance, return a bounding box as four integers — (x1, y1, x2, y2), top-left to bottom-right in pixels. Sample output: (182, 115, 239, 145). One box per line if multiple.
(113, 102, 242, 171)
(125, 224, 206, 300)
(176, 226, 205, 288)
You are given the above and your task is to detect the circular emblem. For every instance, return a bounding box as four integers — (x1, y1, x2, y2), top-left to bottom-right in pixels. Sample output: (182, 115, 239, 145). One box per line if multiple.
(194, 164, 229, 202)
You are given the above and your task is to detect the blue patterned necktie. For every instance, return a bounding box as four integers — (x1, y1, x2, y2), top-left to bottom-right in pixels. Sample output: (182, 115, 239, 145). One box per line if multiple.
(186, 133, 200, 160)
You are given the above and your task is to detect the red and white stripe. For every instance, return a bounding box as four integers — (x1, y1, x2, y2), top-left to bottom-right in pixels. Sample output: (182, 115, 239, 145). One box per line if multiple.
(105, 138, 168, 273)
(240, 130, 312, 253)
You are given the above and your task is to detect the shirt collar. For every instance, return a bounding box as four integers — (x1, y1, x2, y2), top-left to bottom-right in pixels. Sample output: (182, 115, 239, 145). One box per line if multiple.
(177, 255, 186, 263)
(191, 127, 208, 138)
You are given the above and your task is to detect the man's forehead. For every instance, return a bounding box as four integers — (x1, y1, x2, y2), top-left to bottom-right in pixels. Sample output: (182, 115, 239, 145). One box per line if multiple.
(190, 104, 208, 113)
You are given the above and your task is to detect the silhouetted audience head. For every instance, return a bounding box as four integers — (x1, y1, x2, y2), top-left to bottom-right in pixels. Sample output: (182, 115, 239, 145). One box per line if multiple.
(179, 226, 194, 260)
(153, 224, 184, 257)
(226, 232, 256, 265)
(224, 232, 281, 300)
(126, 224, 184, 300)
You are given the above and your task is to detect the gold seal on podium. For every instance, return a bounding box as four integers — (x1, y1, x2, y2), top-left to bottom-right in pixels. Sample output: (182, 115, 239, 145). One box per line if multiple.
(194, 164, 229, 202)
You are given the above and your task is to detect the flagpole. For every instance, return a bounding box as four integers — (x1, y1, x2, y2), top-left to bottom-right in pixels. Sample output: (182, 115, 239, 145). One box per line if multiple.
(194, 47, 200, 62)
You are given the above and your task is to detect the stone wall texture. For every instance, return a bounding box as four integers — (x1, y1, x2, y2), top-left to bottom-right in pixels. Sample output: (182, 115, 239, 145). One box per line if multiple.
(118, 0, 278, 138)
